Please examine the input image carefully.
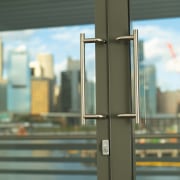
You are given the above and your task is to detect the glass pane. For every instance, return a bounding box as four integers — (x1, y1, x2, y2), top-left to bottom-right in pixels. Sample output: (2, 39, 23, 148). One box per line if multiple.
(0, 24, 97, 180)
(131, 18, 180, 179)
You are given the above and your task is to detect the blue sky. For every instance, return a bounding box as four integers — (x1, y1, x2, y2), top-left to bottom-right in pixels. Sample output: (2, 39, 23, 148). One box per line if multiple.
(133, 18, 180, 91)
(1, 25, 96, 83)
(1, 18, 180, 91)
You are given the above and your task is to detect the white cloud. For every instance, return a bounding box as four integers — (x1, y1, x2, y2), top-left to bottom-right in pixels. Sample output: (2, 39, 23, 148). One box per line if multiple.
(15, 44, 27, 52)
(165, 57, 180, 73)
(3, 44, 28, 64)
(27, 38, 51, 61)
(133, 21, 180, 91)
(52, 26, 94, 45)
(136, 25, 171, 39)
(52, 32, 72, 41)
(36, 45, 49, 53)
(0, 29, 35, 41)
(144, 38, 169, 61)
(134, 24, 180, 65)
(55, 60, 67, 72)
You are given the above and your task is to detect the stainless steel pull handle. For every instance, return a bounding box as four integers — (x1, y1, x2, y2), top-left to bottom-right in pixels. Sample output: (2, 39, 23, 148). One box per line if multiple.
(116, 29, 140, 124)
(80, 33, 106, 125)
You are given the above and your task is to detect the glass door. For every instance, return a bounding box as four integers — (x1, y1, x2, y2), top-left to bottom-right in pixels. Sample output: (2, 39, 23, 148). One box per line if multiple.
(130, 7, 180, 180)
(0, 3, 106, 180)
(0, 25, 100, 180)
(0, 0, 136, 180)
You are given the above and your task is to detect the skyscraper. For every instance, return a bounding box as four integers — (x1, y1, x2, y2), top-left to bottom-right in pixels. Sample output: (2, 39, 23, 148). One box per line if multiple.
(36, 53, 55, 112)
(29, 61, 43, 78)
(138, 40, 144, 63)
(60, 70, 80, 112)
(138, 40, 157, 117)
(0, 79, 7, 112)
(67, 57, 80, 71)
(7, 49, 31, 113)
(139, 64, 157, 117)
(59, 58, 80, 113)
(86, 81, 95, 114)
(31, 78, 53, 114)
(37, 53, 54, 79)
(0, 39, 3, 79)
(157, 89, 180, 114)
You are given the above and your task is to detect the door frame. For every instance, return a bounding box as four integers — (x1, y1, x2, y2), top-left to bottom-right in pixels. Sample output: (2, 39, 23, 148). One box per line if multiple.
(95, 0, 135, 180)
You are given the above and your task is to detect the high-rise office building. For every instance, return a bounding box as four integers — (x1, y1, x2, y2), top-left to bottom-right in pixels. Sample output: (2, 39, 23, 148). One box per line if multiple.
(67, 57, 80, 71)
(31, 78, 53, 114)
(157, 89, 180, 114)
(60, 70, 80, 112)
(37, 53, 54, 79)
(0, 39, 3, 79)
(0, 79, 7, 112)
(53, 85, 60, 112)
(138, 40, 144, 63)
(7, 50, 31, 113)
(86, 81, 95, 114)
(58, 58, 80, 112)
(30, 53, 55, 113)
(29, 61, 43, 78)
(36, 53, 55, 112)
(138, 40, 157, 117)
(139, 64, 157, 117)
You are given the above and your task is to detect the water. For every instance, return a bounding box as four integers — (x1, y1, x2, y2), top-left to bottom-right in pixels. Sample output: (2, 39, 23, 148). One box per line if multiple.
(137, 176, 180, 180)
(137, 167, 180, 180)
(0, 159, 179, 180)
(0, 140, 179, 180)
(0, 139, 97, 180)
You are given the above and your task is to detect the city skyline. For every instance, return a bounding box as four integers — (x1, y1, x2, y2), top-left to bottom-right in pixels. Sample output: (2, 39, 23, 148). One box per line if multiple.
(0, 19, 180, 117)
(7, 49, 31, 113)
(0, 50, 95, 115)
(0, 25, 96, 84)
(0, 18, 180, 90)
(133, 18, 180, 91)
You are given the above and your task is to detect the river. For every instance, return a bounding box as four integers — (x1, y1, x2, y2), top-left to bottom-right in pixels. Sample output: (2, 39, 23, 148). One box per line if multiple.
(0, 139, 179, 180)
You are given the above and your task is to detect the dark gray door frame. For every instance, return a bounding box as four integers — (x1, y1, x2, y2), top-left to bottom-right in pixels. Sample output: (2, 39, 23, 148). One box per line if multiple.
(96, 0, 135, 180)
(95, 0, 110, 180)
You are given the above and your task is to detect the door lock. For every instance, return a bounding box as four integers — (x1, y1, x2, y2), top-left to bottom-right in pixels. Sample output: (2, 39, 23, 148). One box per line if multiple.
(102, 139, 110, 156)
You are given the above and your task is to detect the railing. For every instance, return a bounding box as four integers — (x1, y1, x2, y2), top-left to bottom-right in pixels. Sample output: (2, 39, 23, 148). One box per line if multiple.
(0, 133, 180, 176)
(0, 134, 97, 176)
(135, 133, 180, 176)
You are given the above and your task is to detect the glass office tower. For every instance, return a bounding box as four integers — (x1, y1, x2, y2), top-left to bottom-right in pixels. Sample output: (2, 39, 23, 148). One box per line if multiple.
(7, 50, 31, 113)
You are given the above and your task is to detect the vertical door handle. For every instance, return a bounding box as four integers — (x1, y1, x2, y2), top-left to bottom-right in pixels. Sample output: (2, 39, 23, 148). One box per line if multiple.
(115, 29, 140, 124)
(80, 33, 107, 125)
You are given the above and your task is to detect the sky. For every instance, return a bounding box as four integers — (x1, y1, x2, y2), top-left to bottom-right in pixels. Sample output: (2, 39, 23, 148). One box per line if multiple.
(0, 25, 96, 83)
(0, 17, 180, 91)
(133, 18, 180, 91)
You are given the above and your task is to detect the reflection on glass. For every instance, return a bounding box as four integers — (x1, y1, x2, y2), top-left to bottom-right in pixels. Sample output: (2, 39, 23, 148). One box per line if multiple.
(133, 18, 180, 133)
(0, 25, 96, 134)
(133, 18, 180, 179)
(0, 25, 96, 180)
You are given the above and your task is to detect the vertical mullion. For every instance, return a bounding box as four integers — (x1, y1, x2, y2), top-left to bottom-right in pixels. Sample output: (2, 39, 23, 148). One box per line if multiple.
(107, 0, 134, 180)
(95, 1, 110, 180)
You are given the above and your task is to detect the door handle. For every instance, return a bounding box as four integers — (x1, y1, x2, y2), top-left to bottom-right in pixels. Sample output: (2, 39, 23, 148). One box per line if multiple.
(115, 29, 140, 124)
(80, 33, 107, 125)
